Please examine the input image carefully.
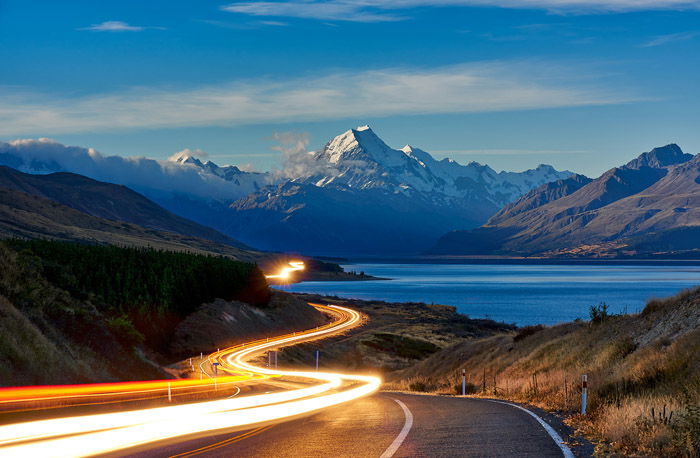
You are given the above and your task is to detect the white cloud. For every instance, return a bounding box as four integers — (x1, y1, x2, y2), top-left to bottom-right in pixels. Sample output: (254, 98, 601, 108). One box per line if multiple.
(0, 60, 639, 136)
(270, 131, 338, 179)
(79, 21, 164, 32)
(168, 148, 210, 162)
(258, 20, 290, 26)
(643, 31, 698, 47)
(222, 0, 700, 22)
(0, 139, 267, 202)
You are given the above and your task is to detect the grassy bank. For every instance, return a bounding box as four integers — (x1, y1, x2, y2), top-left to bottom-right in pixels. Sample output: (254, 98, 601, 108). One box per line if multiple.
(280, 293, 515, 373)
(389, 289, 700, 456)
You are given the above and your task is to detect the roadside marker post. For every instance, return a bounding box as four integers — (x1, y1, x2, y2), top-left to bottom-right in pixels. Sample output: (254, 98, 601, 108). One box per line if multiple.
(462, 369, 466, 396)
(167, 382, 172, 402)
(315, 350, 320, 370)
(581, 374, 588, 415)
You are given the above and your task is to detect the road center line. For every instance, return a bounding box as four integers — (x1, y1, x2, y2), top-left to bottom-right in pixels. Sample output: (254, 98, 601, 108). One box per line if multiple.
(380, 399, 413, 458)
(488, 400, 574, 458)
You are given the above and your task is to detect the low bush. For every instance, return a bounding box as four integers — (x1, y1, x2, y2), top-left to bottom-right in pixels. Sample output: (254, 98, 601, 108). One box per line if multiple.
(514, 325, 545, 342)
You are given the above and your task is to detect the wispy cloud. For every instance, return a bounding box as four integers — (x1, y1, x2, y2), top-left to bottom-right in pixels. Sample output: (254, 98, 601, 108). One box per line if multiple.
(221, 0, 700, 23)
(221, 2, 404, 22)
(79, 21, 164, 32)
(643, 31, 698, 47)
(258, 20, 290, 26)
(0, 60, 640, 136)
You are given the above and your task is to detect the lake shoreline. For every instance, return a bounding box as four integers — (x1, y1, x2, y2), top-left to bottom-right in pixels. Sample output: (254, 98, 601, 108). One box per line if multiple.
(280, 262, 700, 326)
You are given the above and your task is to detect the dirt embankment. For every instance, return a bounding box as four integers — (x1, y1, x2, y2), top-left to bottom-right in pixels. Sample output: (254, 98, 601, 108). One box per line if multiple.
(169, 292, 328, 357)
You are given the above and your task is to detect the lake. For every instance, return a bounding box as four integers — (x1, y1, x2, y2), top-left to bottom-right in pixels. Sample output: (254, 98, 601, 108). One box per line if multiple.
(278, 263, 700, 325)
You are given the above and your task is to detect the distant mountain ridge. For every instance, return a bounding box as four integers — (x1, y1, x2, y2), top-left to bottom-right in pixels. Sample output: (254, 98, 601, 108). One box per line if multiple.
(431, 144, 700, 258)
(0, 127, 574, 255)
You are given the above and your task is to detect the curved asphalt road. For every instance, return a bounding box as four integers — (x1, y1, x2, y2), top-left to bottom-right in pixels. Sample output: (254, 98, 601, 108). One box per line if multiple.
(138, 392, 569, 457)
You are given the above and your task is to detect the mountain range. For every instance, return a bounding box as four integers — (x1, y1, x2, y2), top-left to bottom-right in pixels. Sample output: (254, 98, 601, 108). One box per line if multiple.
(431, 144, 700, 258)
(192, 126, 573, 254)
(0, 166, 262, 261)
(0, 127, 572, 255)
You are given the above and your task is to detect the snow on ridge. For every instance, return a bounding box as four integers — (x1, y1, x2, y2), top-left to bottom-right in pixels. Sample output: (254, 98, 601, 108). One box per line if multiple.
(306, 125, 571, 205)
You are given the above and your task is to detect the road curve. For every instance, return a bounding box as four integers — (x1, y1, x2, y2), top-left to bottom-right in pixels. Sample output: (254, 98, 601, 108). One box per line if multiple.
(142, 393, 570, 457)
(0, 303, 379, 457)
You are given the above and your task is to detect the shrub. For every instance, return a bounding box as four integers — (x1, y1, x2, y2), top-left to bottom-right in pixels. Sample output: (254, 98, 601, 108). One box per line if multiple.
(106, 316, 145, 348)
(589, 302, 611, 324)
(514, 325, 545, 342)
(363, 333, 440, 359)
(673, 404, 700, 454)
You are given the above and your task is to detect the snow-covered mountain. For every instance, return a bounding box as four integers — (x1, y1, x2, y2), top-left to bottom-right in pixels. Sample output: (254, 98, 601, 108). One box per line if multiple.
(168, 150, 268, 187)
(225, 126, 573, 254)
(298, 125, 572, 208)
(0, 127, 574, 255)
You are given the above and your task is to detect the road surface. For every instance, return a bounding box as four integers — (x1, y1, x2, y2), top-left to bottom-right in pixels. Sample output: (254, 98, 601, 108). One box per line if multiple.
(142, 392, 571, 457)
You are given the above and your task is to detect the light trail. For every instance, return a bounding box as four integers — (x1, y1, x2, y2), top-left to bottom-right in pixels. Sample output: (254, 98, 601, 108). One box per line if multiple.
(0, 375, 260, 404)
(0, 303, 380, 457)
(264, 260, 305, 280)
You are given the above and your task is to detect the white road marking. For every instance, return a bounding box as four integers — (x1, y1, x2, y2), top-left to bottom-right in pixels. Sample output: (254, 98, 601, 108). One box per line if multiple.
(488, 400, 575, 458)
(380, 399, 413, 458)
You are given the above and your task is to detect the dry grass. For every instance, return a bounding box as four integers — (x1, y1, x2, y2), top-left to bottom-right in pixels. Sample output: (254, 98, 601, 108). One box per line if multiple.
(389, 287, 700, 456)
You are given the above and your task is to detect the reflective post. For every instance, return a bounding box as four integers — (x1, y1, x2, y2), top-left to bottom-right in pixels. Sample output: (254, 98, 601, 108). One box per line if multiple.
(581, 374, 588, 415)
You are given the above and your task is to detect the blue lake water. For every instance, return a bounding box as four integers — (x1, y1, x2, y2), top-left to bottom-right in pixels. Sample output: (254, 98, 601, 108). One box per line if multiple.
(278, 263, 700, 326)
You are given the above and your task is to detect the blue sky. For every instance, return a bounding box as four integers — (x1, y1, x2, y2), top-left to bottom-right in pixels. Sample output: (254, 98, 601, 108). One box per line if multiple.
(0, 0, 698, 177)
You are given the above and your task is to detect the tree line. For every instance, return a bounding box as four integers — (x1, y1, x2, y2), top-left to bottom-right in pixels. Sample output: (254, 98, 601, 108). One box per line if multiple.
(7, 240, 270, 317)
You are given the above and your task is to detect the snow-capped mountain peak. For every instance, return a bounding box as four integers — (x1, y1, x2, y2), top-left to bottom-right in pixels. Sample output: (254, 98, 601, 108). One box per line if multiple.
(318, 125, 407, 168)
(168, 150, 204, 167)
(301, 125, 573, 206)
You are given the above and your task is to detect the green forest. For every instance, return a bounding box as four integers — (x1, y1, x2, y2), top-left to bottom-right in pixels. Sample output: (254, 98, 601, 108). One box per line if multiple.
(5, 240, 271, 351)
(8, 240, 270, 315)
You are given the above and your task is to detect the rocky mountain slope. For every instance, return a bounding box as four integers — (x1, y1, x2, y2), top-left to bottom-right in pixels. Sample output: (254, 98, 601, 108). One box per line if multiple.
(431, 144, 700, 257)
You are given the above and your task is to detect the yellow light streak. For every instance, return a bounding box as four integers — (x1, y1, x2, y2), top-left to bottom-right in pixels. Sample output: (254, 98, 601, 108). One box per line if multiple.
(0, 304, 380, 457)
(264, 260, 305, 280)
